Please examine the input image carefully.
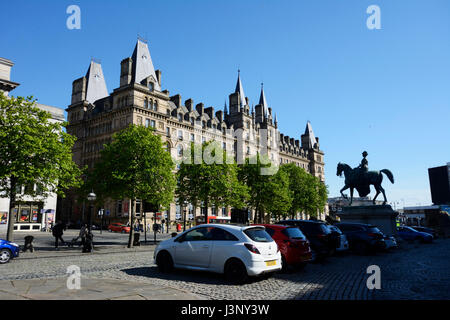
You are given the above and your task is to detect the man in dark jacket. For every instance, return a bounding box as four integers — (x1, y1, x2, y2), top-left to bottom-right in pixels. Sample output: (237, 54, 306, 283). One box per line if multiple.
(52, 221, 66, 249)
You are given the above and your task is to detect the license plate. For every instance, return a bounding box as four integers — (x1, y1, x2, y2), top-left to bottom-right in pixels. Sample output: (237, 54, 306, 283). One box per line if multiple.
(265, 260, 277, 266)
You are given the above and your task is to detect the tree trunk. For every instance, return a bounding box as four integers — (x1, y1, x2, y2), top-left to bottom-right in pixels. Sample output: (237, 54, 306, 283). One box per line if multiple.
(127, 198, 136, 248)
(205, 199, 209, 224)
(6, 177, 18, 242)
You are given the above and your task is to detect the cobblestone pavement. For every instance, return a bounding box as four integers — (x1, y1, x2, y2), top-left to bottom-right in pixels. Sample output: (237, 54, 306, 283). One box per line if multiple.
(1, 237, 449, 300)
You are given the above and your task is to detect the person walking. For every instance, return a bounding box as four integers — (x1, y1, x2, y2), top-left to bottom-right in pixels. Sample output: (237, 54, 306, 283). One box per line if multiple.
(161, 219, 165, 233)
(52, 221, 66, 250)
(78, 223, 88, 248)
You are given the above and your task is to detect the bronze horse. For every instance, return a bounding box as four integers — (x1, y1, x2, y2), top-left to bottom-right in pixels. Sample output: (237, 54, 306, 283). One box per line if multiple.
(336, 163, 394, 205)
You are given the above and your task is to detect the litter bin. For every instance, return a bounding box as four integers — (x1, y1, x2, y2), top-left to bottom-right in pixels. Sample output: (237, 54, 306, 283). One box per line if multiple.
(23, 236, 34, 252)
(133, 232, 141, 246)
(176, 223, 182, 232)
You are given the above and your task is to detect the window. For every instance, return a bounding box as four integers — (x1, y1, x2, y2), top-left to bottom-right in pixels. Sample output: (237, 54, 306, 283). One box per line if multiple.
(202, 121, 206, 129)
(178, 130, 183, 140)
(177, 145, 183, 156)
(223, 142, 226, 150)
(178, 113, 183, 122)
(154, 101, 158, 111)
(183, 227, 210, 241)
(144, 98, 148, 108)
(190, 133, 195, 142)
(190, 117, 195, 125)
(149, 100, 154, 110)
(202, 136, 206, 143)
(282, 228, 306, 240)
(148, 82, 154, 91)
(265, 227, 276, 237)
(210, 227, 238, 241)
(244, 228, 273, 242)
(151, 120, 156, 128)
(145, 119, 150, 128)
(166, 127, 170, 136)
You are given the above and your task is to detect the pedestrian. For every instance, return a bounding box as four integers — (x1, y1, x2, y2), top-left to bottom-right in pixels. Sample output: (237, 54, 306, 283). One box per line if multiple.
(79, 223, 88, 248)
(52, 220, 66, 250)
(161, 219, 165, 233)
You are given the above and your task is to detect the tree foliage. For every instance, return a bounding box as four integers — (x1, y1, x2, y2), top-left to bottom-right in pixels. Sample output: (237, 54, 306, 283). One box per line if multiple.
(239, 154, 292, 222)
(88, 124, 176, 247)
(176, 141, 249, 222)
(0, 94, 82, 241)
(279, 163, 328, 219)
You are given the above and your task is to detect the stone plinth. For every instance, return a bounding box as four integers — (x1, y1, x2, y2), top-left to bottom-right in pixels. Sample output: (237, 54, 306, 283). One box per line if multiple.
(337, 205, 398, 236)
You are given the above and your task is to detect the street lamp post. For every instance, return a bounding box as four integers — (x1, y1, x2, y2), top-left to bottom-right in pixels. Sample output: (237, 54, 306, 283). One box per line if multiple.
(183, 200, 188, 231)
(87, 191, 96, 231)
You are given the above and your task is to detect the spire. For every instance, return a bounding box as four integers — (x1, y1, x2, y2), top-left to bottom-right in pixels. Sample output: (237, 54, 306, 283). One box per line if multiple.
(131, 38, 161, 91)
(235, 69, 246, 108)
(259, 83, 269, 118)
(85, 59, 108, 104)
(224, 99, 228, 115)
(304, 121, 317, 148)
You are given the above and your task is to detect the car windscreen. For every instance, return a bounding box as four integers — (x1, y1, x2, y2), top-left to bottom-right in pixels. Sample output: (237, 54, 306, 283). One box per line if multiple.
(368, 227, 382, 233)
(328, 226, 342, 234)
(282, 227, 306, 239)
(244, 228, 273, 242)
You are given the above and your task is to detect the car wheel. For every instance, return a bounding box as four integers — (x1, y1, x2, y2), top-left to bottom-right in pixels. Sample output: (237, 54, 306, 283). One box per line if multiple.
(0, 248, 12, 264)
(225, 259, 248, 284)
(156, 251, 173, 273)
(353, 242, 368, 255)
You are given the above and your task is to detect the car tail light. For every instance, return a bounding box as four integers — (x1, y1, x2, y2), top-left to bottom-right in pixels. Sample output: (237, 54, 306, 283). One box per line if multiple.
(244, 243, 260, 254)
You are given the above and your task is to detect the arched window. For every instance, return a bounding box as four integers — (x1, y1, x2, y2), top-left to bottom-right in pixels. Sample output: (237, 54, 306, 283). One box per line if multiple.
(177, 145, 183, 157)
(144, 98, 148, 109)
(149, 100, 154, 110)
(154, 101, 158, 112)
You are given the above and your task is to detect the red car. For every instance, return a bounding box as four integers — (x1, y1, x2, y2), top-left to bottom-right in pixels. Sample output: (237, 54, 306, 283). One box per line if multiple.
(253, 224, 313, 270)
(107, 223, 130, 233)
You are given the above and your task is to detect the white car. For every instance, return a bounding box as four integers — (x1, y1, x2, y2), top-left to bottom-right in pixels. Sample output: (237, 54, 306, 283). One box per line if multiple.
(153, 224, 282, 283)
(328, 225, 349, 252)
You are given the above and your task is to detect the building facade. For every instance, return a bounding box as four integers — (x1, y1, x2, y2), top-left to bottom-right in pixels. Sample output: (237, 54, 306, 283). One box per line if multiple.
(0, 58, 64, 231)
(64, 39, 326, 226)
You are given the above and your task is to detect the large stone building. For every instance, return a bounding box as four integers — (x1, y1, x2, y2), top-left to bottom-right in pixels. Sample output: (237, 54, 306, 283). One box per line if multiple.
(0, 58, 64, 232)
(64, 39, 325, 226)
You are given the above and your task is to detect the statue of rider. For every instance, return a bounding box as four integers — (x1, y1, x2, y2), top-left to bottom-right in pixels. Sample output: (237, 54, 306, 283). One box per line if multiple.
(354, 151, 369, 195)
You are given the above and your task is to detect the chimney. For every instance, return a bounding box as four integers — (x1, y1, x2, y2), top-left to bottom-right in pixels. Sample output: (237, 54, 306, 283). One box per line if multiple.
(120, 58, 132, 87)
(185, 98, 193, 112)
(196, 103, 204, 115)
(170, 94, 182, 108)
(71, 77, 87, 104)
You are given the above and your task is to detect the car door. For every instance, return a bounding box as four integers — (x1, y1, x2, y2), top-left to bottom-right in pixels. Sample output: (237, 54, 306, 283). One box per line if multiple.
(208, 227, 240, 271)
(174, 227, 213, 268)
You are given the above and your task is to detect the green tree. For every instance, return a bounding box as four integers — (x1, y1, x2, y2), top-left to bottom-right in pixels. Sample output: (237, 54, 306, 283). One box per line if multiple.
(0, 95, 82, 241)
(280, 163, 328, 219)
(88, 124, 176, 248)
(239, 154, 292, 223)
(176, 141, 248, 224)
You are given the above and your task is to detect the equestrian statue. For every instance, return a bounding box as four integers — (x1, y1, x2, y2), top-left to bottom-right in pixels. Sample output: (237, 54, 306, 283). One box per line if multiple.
(336, 151, 394, 205)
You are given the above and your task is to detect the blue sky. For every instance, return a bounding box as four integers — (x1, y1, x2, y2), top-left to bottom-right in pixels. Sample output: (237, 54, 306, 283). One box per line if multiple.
(2, 0, 450, 207)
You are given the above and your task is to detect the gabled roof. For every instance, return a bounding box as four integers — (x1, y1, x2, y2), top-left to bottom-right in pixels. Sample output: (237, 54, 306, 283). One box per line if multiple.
(304, 121, 317, 147)
(85, 60, 108, 104)
(235, 71, 246, 107)
(131, 39, 161, 91)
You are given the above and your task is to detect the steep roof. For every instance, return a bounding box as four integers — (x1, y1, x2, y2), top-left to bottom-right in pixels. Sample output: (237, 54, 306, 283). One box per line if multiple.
(304, 121, 317, 148)
(85, 60, 108, 104)
(131, 39, 161, 91)
(235, 71, 246, 107)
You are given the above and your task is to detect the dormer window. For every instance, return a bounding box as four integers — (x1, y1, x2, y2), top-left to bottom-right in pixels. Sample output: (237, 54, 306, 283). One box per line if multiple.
(148, 82, 154, 91)
(178, 113, 183, 122)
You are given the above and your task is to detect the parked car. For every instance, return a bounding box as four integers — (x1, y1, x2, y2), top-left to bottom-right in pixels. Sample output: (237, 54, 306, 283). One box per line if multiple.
(0, 239, 20, 264)
(335, 223, 386, 254)
(383, 235, 398, 250)
(277, 220, 339, 260)
(397, 226, 433, 243)
(328, 225, 349, 252)
(253, 224, 313, 271)
(154, 224, 281, 284)
(107, 223, 130, 233)
(410, 226, 438, 239)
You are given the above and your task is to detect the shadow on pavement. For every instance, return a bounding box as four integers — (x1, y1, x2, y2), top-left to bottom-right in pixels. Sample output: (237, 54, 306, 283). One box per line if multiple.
(121, 266, 274, 286)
